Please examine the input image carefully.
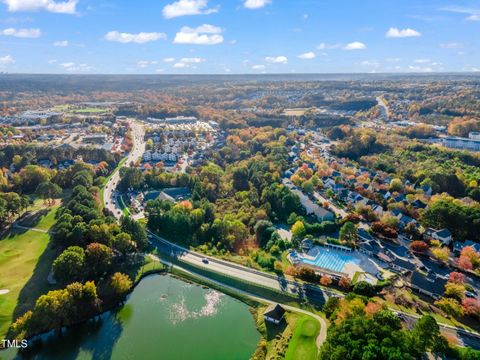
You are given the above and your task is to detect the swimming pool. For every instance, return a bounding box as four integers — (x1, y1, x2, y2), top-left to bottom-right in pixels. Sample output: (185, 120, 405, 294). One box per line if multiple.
(300, 246, 361, 273)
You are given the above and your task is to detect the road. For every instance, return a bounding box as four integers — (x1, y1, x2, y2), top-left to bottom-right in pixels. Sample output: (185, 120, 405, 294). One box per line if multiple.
(103, 119, 145, 220)
(149, 231, 332, 302)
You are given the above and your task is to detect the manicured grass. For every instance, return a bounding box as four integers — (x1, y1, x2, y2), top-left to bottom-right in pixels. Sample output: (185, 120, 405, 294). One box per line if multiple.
(285, 315, 320, 360)
(0, 205, 60, 338)
(118, 194, 130, 216)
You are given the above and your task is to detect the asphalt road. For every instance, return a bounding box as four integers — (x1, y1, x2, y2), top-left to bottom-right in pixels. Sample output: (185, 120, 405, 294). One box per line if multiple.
(103, 119, 145, 219)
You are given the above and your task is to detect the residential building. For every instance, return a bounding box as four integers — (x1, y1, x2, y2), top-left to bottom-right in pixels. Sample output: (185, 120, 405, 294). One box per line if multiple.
(425, 228, 453, 246)
(409, 271, 447, 299)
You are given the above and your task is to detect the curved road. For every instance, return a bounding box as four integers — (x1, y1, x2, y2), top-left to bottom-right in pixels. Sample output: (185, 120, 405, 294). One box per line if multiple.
(103, 119, 145, 218)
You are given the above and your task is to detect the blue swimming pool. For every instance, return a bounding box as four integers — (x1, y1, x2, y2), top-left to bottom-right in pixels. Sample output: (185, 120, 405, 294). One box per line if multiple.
(300, 247, 360, 273)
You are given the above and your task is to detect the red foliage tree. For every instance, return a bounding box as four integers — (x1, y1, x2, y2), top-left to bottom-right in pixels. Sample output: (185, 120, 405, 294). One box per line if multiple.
(448, 272, 465, 284)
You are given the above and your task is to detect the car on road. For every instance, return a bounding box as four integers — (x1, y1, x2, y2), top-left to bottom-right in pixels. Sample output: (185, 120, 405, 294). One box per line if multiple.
(465, 291, 477, 298)
(202, 258, 209, 264)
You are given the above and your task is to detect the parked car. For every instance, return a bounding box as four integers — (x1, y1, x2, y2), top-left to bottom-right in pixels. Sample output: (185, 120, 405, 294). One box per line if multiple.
(202, 258, 209, 264)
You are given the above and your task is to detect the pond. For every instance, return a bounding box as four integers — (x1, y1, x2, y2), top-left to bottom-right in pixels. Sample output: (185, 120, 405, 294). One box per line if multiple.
(2, 274, 260, 360)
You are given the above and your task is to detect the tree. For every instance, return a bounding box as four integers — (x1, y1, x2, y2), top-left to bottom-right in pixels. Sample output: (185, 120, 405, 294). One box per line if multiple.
(431, 247, 450, 263)
(390, 178, 403, 192)
(110, 272, 132, 297)
(320, 275, 333, 286)
(253, 220, 274, 247)
(339, 276, 352, 290)
(119, 168, 144, 191)
(319, 310, 415, 360)
(85, 243, 113, 277)
(121, 216, 147, 249)
(353, 281, 376, 297)
(435, 298, 463, 317)
(52, 246, 85, 283)
(410, 241, 429, 253)
(444, 283, 465, 302)
(462, 298, 480, 318)
(232, 166, 250, 191)
(36, 181, 62, 205)
(323, 297, 340, 319)
(113, 232, 133, 256)
(295, 266, 319, 283)
(18, 165, 51, 193)
(291, 220, 306, 239)
(339, 221, 357, 246)
(449, 272, 465, 284)
(409, 315, 441, 356)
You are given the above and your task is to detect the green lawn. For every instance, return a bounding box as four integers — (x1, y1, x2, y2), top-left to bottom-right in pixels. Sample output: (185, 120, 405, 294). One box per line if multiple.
(285, 315, 320, 360)
(0, 205, 59, 339)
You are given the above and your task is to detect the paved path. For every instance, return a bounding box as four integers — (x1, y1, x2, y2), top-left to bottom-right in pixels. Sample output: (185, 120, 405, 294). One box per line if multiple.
(12, 224, 50, 234)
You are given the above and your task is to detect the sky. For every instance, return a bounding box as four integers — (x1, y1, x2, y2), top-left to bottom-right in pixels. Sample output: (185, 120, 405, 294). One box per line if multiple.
(0, 0, 479, 74)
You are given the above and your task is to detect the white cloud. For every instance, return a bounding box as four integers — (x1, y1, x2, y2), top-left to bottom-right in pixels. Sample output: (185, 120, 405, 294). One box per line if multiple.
(60, 62, 93, 72)
(440, 6, 480, 21)
(173, 62, 187, 68)
(53, 40, 68, 47)
(173, 57, 205, 69)
(162, 0, 218, 19)
(1, 0, 78, 14)
(265, 55, 288, 64)
(386, 27, 421, 38)
(0, 54, 14, 66)
(137, 60, 158, 68)
(252, 64, 266, 70)
(163, 57, 175, 62)
(414, 59, 430, 63)
(297, 51, 315, 60)
(361, 60, 380, 67)
(317, 42, 341, 50)
(48, 59, 57, 64)
(173, 24, 223, 45)
(105, 31, 167, 44)
(1, 27, 40, 37)
(244, 0, 271, 9)
(408, 65, 433, 72)
(440, 42, 462, 49)
(343, 41, 366, 50)
(179, 57, 205, 63)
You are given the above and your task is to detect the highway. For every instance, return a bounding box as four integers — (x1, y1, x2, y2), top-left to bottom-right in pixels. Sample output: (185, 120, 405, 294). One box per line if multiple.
(103, 119, 145, 219)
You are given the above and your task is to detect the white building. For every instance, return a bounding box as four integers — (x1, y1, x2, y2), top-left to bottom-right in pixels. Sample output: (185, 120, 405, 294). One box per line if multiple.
(443, 137, 480, 152)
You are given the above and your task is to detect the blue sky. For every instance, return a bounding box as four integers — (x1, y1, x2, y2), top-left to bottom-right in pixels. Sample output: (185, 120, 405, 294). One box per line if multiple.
(0, 0, 479, 74)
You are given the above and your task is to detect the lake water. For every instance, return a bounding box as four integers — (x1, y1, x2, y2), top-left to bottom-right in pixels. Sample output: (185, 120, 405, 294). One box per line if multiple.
(1, 274, 260, 360)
